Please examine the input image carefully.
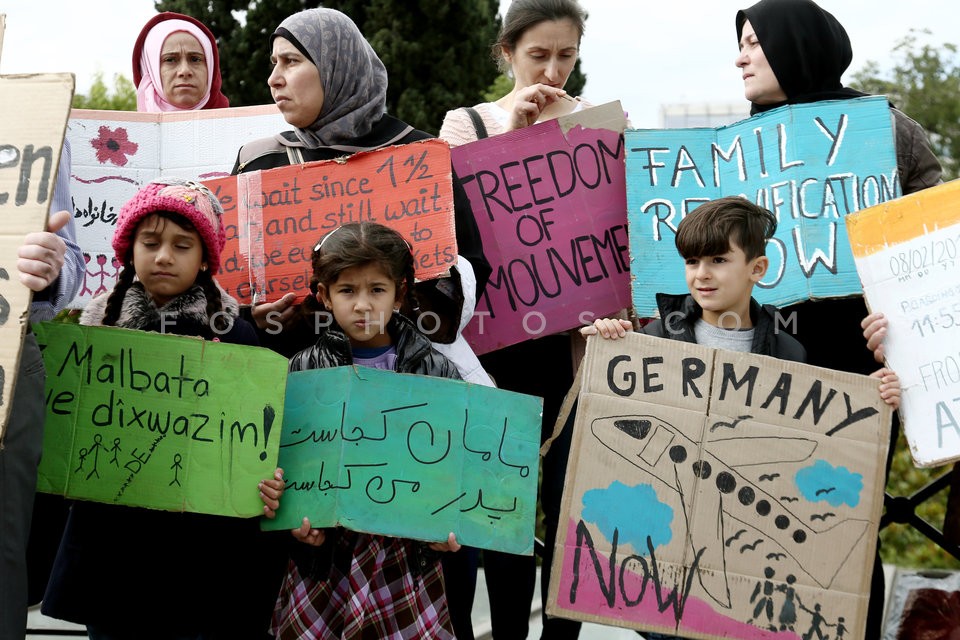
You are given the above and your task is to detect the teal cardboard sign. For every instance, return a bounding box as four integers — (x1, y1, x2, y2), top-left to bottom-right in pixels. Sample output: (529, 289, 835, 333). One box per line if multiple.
(265, 366, 542, 555)
(626, 96, 898, 316)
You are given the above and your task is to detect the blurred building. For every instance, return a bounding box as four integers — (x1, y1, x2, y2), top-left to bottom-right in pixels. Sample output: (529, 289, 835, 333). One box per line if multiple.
(659, 102, 750, 129)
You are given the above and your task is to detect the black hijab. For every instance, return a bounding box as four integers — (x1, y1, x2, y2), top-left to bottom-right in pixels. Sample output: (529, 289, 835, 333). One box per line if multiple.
(736, 0, 867, 114)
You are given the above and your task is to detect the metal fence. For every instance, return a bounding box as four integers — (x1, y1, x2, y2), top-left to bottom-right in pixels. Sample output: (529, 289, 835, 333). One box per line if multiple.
(880, 462, 960, 562)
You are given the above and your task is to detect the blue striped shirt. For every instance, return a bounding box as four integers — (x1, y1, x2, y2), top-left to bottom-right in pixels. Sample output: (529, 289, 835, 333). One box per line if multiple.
(30, 138, 83, 322)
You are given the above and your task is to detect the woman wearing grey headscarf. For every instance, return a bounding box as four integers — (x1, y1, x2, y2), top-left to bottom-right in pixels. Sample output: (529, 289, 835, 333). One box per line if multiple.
(233, 8, 490, 364)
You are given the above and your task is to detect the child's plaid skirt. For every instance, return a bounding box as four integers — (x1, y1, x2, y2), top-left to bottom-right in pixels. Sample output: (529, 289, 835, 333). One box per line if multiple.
(271, 531, 455, 639)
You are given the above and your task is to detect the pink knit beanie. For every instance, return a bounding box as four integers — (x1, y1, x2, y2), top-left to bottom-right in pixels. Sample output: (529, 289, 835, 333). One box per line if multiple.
(112, 178, 226, 274)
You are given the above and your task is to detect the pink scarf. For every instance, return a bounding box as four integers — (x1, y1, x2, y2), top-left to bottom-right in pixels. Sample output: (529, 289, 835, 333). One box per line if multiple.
(136, 19, 214, 112)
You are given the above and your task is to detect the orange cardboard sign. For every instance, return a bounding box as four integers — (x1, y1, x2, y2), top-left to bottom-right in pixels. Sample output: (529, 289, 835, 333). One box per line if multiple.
(207, 139, 457, 305)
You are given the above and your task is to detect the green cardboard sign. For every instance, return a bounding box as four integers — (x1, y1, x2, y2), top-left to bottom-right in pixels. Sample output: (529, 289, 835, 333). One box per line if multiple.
(265, 366, 542, 555)
(35, 323, 288, 517)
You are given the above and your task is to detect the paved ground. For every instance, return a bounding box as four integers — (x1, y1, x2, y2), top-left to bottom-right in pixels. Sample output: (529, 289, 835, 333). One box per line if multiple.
(26, 565, 901, 639)
(470, 565, 900, 640)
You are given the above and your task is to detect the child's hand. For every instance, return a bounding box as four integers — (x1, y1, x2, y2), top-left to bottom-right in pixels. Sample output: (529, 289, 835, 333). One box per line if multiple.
(861, 312, 889, 363)
(871, 367, 901, 410)
(259, 467, 285, 519)
(428, 532, 461, 553)
(580, 318, 633, 340)
(252, 292, 298, 330)
(291, 517, 326, 546)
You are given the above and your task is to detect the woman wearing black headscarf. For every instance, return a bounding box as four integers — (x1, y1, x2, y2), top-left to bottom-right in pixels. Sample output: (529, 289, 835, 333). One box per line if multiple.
(735, 0, 941, 195)
(734, 2, 942, 639)
(734, 0, 943, 384)
(232, 8, 490, 365)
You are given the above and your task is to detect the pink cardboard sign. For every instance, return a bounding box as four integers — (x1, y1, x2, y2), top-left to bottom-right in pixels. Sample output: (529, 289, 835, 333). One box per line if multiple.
(451, 102, 630, 355)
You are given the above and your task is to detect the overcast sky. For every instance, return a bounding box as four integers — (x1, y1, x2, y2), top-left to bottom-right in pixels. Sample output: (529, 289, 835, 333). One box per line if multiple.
(1, 1, 956, 128)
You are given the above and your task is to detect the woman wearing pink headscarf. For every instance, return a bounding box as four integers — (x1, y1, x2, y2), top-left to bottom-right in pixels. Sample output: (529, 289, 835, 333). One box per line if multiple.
(132, 12, 230, 112)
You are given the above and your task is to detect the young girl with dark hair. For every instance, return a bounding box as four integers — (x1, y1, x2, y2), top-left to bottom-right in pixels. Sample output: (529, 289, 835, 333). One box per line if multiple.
(258, 221, 462, 640)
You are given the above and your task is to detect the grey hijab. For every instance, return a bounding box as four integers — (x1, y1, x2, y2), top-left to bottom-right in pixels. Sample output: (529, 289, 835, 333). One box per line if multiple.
(274, 8, 388, 149)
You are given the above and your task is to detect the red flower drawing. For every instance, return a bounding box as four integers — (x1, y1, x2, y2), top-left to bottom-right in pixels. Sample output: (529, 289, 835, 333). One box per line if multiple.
(90, 126, 138, 167)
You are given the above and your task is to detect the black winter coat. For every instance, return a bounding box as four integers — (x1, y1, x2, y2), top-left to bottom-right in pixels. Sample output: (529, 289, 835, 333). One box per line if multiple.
(642, 293, 807, 363)
(43, 284, 287, 638)
(289, 313, 461, 380)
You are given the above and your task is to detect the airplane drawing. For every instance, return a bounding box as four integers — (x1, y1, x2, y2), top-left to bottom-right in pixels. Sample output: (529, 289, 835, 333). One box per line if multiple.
(589, 414, 871, 609)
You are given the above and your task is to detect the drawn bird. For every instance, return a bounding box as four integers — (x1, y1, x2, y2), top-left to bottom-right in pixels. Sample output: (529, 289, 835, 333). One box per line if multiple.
(815, 487, 836, 496)
(811, 512, 837, 521)
(709, 415, 753, 432)
(780, 496, 799, 503)
(740, 539, 763, 553)
(766, 552, 787, 561)
(758, 473, 780, 482)
(725, 529, 748, 547)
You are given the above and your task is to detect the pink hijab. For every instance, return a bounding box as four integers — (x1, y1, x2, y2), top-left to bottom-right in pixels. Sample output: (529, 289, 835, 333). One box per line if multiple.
(132, 12, 230, 112)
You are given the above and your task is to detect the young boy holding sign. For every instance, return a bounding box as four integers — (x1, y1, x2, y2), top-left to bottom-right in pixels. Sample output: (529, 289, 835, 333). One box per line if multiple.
(584, 195, 901, 639)
(589, 196, 900, 402)
(594, 196, 802, 355)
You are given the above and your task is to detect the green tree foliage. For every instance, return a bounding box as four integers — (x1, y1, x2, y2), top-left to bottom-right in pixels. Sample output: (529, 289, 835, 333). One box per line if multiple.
(72, 72, 137, 111)
(850, 30, 960, 181)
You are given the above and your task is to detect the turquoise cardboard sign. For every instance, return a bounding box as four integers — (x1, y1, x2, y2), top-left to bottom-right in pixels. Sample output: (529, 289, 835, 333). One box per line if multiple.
(264, 366, 542, 555)
(35, 322, 288, 516)
(626, 96, 898, 316)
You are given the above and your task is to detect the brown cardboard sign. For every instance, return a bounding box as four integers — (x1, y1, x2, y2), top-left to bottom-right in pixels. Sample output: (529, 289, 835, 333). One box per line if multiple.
(0, 35, 74, 438)
(548, 332, 891, 640)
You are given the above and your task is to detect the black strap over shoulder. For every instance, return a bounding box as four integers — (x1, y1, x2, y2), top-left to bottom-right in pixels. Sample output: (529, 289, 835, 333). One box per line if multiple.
(463, 107, 488, 140)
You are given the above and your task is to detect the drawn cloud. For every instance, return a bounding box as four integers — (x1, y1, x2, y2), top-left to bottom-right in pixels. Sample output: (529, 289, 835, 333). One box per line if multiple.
(794, 459, 863, 507)
(582, 481, 673, 550)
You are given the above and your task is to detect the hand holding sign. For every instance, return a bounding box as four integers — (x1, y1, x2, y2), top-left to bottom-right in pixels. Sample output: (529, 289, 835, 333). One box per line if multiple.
(259, 466, 285, 518)
(17, 209, 70, 291)
(847, 179, 960, 466)
(292, 517, 326, 546)
(861, 312, 889, 363)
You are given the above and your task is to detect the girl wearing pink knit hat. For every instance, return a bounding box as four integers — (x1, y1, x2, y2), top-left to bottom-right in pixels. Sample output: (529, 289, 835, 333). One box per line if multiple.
(41, 178, 288, 638)
(74, 177, 247, 338)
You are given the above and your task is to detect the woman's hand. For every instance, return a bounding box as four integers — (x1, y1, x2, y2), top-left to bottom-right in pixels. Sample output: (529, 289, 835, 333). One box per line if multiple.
(259, 467, 285, 519)
(509, 83, 572, 130)
(252, 292, 298, 331)
(871, 367, 901, 410)
(292, 517, 326, 547)
(429, 532, 461, 553)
